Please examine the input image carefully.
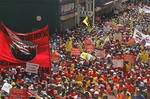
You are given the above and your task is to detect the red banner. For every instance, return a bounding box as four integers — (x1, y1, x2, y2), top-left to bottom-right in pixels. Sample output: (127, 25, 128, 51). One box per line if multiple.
(83, 37, 94, 53)
(71, 48, 80, 56)
(0, 23, 50, 69)
(9, 88, 28, 99)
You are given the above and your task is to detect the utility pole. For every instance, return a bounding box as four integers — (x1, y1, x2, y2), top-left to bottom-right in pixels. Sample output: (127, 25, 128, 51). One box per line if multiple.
(75, 0, 81, 26)
(92, 0, 95, 26)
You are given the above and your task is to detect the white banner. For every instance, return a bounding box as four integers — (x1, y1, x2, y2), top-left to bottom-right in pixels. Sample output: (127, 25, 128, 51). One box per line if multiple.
(133, 28, 144, 43)
(145, 35, 150, 46)
(133, 28, 150, 46)
(143, 6, 150, 14)
(25, 63, 39, 74)
(139, 6, 150, 14)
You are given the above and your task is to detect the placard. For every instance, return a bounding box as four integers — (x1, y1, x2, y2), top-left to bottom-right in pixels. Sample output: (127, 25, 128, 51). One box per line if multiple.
(10, 88, 28, 99)
(113, 59, 124, 68)
(71, 48, 80, 56)
(25, 62, 39, 74)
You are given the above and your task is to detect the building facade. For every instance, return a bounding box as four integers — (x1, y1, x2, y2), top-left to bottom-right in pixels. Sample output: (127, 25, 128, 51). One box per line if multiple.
(59, 0, 76, 32)
(59, 0, 127, 32)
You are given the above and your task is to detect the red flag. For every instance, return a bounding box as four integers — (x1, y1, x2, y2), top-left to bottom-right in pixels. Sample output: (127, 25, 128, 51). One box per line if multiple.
(0, 23, 50, 69)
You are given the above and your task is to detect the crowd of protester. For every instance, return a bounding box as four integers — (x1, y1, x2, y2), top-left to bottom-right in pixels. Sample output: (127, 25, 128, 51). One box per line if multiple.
(0, 2, 150, 99)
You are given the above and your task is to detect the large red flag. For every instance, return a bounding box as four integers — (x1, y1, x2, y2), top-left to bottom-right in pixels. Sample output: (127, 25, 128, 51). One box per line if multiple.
(0, 23, 51, 69)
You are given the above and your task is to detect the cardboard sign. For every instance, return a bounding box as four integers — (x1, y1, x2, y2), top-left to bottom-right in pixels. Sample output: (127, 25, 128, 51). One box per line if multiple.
(95, 49, 106, 59)
(113, 59, 124, 68)
(133, 28, 145, 43)
(80, 52, 88, 60)
(71, 48, 80, 56)
(25, 62, 39, 74)
(10, 88, 28, 99)
(1, 82, 12, 94)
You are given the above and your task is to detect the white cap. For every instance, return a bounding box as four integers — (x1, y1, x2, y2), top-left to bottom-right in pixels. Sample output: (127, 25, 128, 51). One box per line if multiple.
(94, 91, 99, 95)
(90, 89, 94, 92)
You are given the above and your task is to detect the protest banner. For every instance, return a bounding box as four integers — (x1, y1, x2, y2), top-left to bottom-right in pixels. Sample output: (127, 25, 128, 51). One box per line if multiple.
(133, 28, 144, 43)
(9, 88, 28, 99)
(83, 37, 94, 53)
(133, 28, 150, 46)
(145, 35, 150, 47)
(80, 52, 88, 60)
(95, 49, 106, 59)
(0, 23, 51, 69)
(25, 62, 39, 74)
(71, 48, 81, 56)
(113, 59, 124, 68)
(142, 6, 150, 14)
(80, 52, 94, 61)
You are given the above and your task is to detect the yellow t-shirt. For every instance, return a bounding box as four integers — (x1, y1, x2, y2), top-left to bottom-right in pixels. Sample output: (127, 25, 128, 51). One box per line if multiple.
(140, 51, 149, 63)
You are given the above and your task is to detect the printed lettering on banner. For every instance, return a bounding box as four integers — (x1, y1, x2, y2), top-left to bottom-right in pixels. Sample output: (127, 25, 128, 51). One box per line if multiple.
(113, 59, 124, 68)
(25, 62, 39, 74)
(133, 28, 144, 43)
(71, 48, 80, 56)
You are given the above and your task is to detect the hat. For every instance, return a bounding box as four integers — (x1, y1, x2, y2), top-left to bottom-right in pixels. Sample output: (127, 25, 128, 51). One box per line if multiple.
(138, 77, 141, 79)
(57, 84, 62, 87)
(90, 88, 94, 92)
(94, 91, 99, 95)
